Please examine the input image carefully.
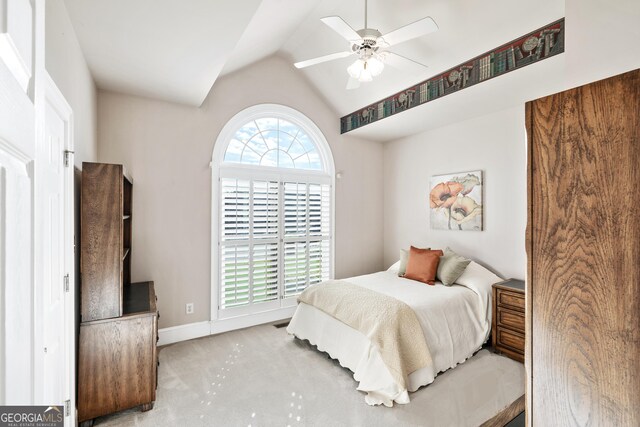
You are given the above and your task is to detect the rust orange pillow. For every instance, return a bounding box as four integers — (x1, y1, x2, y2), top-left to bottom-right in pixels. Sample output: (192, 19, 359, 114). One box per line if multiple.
(404, 246, 444, 285)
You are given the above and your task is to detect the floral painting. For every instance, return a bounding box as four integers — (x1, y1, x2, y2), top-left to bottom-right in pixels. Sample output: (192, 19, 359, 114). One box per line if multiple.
(429, 171, 483, 231)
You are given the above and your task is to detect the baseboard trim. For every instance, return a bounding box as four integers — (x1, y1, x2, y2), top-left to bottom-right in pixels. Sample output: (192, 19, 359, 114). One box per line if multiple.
(158, 306, 296, 346)
(158, 321, 211, 346)
(211, 306, 296, 335)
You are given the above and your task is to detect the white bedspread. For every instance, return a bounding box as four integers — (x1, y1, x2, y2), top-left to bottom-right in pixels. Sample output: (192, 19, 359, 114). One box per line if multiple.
(287, 262, 502, 406)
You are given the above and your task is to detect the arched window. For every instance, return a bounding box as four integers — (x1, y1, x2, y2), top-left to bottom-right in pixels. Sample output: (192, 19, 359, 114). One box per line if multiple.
(212, 105, 334, 320)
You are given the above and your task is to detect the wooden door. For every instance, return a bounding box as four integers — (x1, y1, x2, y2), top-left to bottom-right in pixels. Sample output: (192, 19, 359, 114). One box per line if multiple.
(526, 69, 640, 425)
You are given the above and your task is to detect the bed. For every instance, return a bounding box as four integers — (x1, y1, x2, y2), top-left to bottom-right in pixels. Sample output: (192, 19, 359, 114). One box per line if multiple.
(286, 260, 502, 407)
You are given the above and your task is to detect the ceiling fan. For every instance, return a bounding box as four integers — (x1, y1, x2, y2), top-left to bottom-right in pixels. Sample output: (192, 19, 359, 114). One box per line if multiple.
(294, 0, 438, 89)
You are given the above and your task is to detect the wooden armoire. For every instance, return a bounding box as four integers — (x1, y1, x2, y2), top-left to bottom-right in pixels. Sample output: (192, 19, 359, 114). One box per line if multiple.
(526, 69, 639, 425)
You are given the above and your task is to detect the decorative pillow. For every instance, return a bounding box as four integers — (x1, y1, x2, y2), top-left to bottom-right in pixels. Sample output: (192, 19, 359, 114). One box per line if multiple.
(437, 247, 471, 286)
(403, 246, 443, 285)
(455, 262, 503, 322)
(456, 261, 503, 293)
(398, 247, 429, 276)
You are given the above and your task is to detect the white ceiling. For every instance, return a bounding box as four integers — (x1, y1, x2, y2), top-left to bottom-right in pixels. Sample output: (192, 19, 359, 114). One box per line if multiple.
(277, 0, 563, 116)
(63, 0, 261, 106)
(64, 0, 564, 137)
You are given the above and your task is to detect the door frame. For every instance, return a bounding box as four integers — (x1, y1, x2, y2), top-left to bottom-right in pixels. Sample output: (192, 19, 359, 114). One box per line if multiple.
(34, 72, 75, 424)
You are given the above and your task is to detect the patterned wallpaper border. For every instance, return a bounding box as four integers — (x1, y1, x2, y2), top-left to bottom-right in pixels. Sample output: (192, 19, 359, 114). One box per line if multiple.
(340, 18, 565, 134)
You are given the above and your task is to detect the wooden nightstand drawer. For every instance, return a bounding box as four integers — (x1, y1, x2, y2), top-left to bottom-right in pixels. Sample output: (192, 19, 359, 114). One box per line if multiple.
(496, 326, 525, 354)
(497, 289, 525, 312)
(492, 279, 525, 363)
(497, 307, 525, 332)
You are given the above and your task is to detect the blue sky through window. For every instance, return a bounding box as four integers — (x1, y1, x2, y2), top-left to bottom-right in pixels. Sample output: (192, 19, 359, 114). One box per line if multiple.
(223, 118, 323, 170)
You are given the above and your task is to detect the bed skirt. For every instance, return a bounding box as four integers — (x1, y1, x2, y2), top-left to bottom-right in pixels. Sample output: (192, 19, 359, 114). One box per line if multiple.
(287, 302, 440, 407)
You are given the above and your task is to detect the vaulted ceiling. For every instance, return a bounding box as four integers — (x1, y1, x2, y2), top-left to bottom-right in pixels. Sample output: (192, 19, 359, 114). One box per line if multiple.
(64, 0, 565, 139)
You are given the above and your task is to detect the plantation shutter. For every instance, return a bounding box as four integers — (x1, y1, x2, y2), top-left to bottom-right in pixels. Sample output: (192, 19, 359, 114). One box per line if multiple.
(219, 176, 331, 312)
(220, 179, 251, 308)
(251, 180, 279, 303)
(283, 182, 331, 296)
(308, 183, 331, 285)
(220, 178, 280, 309)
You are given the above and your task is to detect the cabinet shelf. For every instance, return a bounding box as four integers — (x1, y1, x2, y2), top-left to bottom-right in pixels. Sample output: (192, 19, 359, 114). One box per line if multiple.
(123, 215, 131, 220)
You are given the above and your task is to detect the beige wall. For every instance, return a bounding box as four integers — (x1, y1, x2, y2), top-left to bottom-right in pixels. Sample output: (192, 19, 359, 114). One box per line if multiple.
(45, 0, 97, 166)
(98, 55, 384, 328)
(383, 107, 526, 280)
(383, 0, 640, 281)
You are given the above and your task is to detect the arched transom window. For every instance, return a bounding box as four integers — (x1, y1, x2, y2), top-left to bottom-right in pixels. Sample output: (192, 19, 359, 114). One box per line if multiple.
(223, 118, 323, 170)
(212, 104, 334, 320)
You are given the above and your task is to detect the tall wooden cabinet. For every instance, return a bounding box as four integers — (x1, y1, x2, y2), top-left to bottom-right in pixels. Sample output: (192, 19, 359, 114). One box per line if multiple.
(526, 70, 639, 425)
(78, 163, 158, 426)
(81, 162, 132, 321)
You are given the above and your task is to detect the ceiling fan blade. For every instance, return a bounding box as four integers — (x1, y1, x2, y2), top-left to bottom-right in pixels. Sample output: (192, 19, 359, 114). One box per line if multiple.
(294, 51, 354, 69)
(379, 17, 438, 47)
(321, 16, 363, 43)
(346, 76, 361, 90)
(383, 52, 428, 69)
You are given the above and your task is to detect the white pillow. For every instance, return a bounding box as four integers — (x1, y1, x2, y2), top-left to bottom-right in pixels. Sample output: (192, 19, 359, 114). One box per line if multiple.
(456, 261, 503, 292)
(455, 261, 504, 324)
(386, 260, 401, 273)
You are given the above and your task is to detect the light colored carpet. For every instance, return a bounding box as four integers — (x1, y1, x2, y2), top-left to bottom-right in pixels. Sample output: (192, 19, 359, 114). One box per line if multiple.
(94, 323, 525, 427)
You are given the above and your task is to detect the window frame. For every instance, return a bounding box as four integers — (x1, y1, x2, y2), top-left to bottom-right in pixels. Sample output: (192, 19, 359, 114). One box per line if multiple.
(211, 104, 335, 322)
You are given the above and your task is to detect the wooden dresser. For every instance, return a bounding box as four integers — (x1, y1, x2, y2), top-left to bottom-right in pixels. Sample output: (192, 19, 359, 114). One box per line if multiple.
(78, 163, 158, 426)
(492, 279, 525, 363)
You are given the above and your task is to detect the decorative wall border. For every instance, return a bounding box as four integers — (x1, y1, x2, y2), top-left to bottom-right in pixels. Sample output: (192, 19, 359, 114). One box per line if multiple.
(340, 18, 565, 134)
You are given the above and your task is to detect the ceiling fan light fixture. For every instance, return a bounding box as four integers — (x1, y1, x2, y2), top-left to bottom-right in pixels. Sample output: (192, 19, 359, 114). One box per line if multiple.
(347, 56, 383, 82)
(359, 67, 373, 82)
(367, 56, 384, 76)
(347, 59, 365, 79)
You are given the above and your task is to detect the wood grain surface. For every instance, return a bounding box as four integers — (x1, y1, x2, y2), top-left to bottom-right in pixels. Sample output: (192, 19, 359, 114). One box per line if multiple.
(81, 162, 124, 321)
(497, 307, 525, 331)
(480, 394, 525, 427)
(493, 284, 526, 363)
(527, 69, 640, 425)
(524, 100, 534, 427)
(498, 291, 525, 312)
(77, 314, 155, 421)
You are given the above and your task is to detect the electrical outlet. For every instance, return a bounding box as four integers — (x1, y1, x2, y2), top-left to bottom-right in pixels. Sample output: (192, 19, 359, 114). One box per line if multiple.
(186, 303, 194, 314)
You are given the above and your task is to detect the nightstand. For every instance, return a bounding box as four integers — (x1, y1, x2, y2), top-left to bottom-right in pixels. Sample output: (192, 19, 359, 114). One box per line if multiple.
(492, 279, 525, 363)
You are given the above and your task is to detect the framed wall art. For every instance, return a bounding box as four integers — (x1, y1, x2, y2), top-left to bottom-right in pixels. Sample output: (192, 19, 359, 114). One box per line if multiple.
(429, 171, 483, 231)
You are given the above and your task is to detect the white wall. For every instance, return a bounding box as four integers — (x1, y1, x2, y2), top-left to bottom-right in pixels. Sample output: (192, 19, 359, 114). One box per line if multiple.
(383, 107, 526, 279)
(97, 55, 385, 328)
(45, 0, 97, 166)
(383, 0, 640, 280)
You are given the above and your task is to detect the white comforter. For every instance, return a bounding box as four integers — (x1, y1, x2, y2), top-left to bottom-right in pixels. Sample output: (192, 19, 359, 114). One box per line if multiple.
(287, 261, 502, 406)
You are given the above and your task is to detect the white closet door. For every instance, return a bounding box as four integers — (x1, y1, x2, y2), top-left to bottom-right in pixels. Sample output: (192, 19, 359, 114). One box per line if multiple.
(0, 0, 38, 405)
(38, 91, 67, 406)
